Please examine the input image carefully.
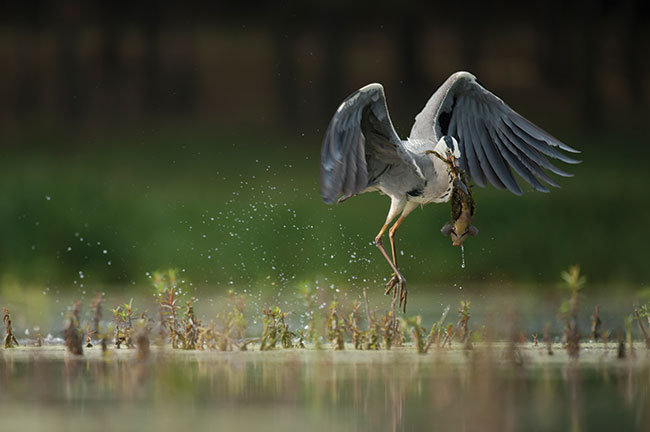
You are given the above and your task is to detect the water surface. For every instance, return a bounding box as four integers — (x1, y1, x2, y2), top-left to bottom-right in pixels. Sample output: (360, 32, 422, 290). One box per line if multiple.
(1, 344, 648, 432)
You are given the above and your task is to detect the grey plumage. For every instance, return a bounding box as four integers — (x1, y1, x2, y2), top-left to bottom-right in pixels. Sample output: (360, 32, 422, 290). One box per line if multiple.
(321, 71, 579, 203)
(320, 83, 405, 204)
(319, 71, 580, 312)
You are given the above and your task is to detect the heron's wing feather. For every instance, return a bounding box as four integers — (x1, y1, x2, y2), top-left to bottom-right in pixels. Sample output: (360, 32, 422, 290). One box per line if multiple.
(320, 83, 405, 204)
(410, 71, 580, 195)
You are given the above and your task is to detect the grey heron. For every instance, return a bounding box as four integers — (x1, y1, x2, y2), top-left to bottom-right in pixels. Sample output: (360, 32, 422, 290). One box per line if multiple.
(319, 71, 580, 312)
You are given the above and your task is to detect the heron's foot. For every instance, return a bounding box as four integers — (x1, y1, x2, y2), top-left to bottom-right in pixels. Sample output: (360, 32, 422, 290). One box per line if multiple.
(398, 278, 407, 313)
(384, 273, 399, 296)
(384, 273, 407, 313)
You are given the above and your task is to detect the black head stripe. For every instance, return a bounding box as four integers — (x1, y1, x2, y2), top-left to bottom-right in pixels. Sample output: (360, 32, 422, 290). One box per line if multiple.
(443, 136, 454, 150)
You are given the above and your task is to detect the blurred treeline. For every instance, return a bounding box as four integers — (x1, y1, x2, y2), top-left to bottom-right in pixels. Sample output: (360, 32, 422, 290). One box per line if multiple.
(2, 0, 649, 134)
(1, 1, 650, 292)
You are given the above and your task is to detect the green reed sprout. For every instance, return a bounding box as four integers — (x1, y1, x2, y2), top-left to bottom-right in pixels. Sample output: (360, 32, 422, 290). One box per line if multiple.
(560, 265, 585, 359)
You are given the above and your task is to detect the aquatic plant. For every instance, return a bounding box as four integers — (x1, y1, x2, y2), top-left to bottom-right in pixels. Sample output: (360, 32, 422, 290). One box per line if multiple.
(327, 301, 345, 350)
(344, 299, 396, 350)
(196, 321, 216, 350)
(112, 307, 125, 348)
(639, 303, 650, 325)
(168, 289, 249, 351)
(617, 328, 626, 359)
(636, 305, 650, 348)
(401, 306, 459, 354)
(112, 299, 137, 349)
(346, 289, 393, 350)
(259, 309, 279, 350)
(211, 308, 247, 351)
(180, 297, 201, 350)
(213, 313, 240, 351)
(590, 305, 601, 341)
(543, 323, 553, 355)
(456, 300, 472, 349)
(624, 315, 635, 358)
(401, 316, 432, 354)
(64, 301, 83, 355)
(227, 289, 247, 340)
(431, 306, 451, 349)
(375, 312, 390, 349)
(86, 292, 104, 347)
(560, 265, 585, 359)
(361, 289, 383, 349)
(260, 306, 293, 350)
(440, 324, 454, 349)
(152, 269, 183, 348)
(3, 307, 18, 348)
(345, 300, 363, 349)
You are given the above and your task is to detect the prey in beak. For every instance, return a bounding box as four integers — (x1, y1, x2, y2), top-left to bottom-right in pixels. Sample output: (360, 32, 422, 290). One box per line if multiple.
(426, 138, 478, 247)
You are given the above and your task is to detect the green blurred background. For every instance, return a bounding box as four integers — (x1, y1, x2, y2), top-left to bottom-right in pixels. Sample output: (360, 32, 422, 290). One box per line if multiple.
(1, 1, 649, 297)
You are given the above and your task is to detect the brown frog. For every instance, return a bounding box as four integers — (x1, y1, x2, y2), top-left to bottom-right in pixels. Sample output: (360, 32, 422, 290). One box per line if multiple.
(426, 147, 478, 247)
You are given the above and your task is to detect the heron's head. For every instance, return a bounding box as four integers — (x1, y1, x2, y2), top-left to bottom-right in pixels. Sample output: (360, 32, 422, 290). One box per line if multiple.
(441, 222, 478, 247)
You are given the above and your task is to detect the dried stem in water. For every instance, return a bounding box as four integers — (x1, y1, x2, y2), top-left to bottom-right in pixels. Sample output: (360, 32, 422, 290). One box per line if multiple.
(3, 308, 18, 348)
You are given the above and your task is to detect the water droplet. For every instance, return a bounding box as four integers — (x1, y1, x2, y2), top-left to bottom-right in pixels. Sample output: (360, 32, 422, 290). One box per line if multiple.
(461, 245, 466, 269)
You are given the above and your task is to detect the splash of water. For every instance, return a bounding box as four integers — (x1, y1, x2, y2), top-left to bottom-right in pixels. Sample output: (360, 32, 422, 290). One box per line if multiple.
(460, 244, 465, 269)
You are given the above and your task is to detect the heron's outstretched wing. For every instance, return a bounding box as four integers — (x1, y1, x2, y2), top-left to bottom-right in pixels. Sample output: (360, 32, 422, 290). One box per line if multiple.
(320, 83, 406, 204)
(410, 71, 580, 195)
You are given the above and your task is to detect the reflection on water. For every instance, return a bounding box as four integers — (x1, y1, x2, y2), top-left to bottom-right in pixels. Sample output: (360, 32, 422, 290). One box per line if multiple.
(1, 346, 649, 432)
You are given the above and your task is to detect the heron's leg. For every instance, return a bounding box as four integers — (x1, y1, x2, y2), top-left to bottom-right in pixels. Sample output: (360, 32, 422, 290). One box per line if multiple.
(389, 220, 401, 267)
(385, 201, 418, 312)
(385, 220, 402, 293)
(375, 199, 406, 289)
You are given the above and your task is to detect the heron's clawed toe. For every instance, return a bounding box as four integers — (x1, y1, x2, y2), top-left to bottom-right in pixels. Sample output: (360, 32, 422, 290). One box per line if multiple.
(398, 278, 407, 313)
(384, 274, 399, 296)
(385, 273, 407, 312)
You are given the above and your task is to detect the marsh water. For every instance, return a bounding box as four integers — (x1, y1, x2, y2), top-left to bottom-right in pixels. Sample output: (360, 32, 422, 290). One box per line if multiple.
(1, 344, 649, 432)
(2, 286, 650, 431)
